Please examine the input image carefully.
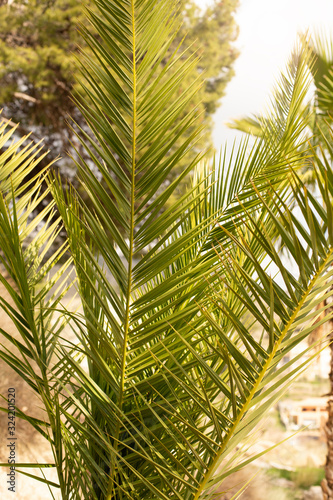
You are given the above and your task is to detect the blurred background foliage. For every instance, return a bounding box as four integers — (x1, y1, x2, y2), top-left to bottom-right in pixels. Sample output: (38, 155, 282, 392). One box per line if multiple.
(0, 0, 239, 196)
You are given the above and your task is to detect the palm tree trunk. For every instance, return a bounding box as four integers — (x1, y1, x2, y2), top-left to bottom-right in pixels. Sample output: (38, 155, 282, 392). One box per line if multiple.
(322, 295, 333, 500)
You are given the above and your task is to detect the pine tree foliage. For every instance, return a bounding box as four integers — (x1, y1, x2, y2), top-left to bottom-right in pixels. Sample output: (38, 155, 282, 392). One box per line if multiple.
(0, 0, 239, 177)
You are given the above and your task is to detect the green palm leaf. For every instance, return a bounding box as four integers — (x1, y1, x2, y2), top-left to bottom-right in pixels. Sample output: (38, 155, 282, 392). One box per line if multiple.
(47, 4, 333, 499)
(0, 119, 76, 495)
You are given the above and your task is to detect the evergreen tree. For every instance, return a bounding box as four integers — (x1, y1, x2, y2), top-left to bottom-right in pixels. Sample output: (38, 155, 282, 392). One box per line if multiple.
(0, 0, 239, 179)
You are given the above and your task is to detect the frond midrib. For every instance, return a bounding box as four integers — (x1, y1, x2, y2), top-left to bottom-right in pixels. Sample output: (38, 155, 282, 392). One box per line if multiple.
(106, 1, 137, 498)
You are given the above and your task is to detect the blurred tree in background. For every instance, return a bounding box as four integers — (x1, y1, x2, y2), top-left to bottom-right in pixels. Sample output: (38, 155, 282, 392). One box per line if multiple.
(0, 0, 94, 176)
(0, 0, 239, 183)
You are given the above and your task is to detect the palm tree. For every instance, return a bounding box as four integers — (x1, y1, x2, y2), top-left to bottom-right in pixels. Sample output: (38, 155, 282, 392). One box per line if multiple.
(227, 31, 333, 498)
(0, 2, 333, 499)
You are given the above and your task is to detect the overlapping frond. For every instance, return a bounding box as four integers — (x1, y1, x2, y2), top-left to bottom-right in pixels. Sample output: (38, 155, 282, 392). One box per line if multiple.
(52, 144, 333, 499)
(0, 119, 76, 495)
(47, 4, 333, 497)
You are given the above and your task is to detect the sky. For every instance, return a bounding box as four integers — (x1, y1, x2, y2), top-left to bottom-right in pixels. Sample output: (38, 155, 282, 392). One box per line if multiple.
(197, 0, 333, 150)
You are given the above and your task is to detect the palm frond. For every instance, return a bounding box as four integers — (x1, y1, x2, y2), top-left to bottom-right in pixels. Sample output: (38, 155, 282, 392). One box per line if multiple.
(0, 119, 75, 497)
(48, 6, 333, 497)
(227, 35, 314, 147)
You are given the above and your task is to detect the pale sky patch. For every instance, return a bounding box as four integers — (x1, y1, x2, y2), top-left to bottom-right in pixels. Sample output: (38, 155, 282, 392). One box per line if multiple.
(196, 0, 333, 150)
